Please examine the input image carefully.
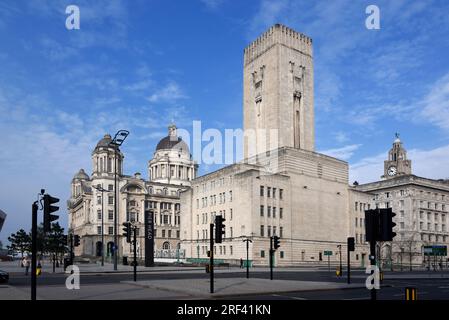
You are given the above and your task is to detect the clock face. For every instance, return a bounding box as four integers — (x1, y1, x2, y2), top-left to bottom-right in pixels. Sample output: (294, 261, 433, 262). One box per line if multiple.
(387, 166, 397, 176)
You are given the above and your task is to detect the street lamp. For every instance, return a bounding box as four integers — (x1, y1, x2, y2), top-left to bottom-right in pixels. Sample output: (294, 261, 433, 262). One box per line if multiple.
(92, 184, 107, 267)
(109, 129, 129, 271)
(243, 237, 253, 279)
(337, 245, 342, 277)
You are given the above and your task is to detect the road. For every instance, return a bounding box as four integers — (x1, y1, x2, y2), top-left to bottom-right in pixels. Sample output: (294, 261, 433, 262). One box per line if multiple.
(3, 265, 449, 300)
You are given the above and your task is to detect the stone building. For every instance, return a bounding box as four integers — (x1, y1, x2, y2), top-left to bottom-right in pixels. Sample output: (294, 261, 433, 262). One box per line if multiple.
(354, 136, 449, 267)
(68, 125, 197, 260)
(181, 24, 357, 266)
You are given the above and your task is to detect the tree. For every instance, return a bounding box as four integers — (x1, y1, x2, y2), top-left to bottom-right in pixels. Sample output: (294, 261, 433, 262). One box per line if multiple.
(46, 222, 67, 263)
(393, 231, 421, 271)
(7, 229, 31, 257)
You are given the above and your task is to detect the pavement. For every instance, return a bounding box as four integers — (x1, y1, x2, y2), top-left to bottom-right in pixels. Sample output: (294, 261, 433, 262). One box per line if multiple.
(122, 277, 368, 298)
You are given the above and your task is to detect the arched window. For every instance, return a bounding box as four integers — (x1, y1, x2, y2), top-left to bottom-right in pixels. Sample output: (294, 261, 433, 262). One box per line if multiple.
(162, 242, 171, 250)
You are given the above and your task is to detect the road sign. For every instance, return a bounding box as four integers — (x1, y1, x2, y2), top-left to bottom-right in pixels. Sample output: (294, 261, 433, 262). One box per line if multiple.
(424, 245, 447, 256)
(324, 250, 333, 256)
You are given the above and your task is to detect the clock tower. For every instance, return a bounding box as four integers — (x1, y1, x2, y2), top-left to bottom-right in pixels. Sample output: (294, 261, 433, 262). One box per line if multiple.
(382, 133, 412, 179)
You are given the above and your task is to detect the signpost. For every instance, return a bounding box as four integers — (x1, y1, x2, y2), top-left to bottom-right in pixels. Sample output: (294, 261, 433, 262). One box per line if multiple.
(144, 209, 154, 267)
(324, 250, 332, 272)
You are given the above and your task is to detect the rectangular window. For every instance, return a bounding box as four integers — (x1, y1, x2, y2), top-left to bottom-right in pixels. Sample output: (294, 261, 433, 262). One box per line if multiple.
(97, 226, 101, 235)
(273, 207, 276, 218)
(177, 230, 180, 238)
(273, 226, 277, 236)
(168, 230, 172, 238)
(260, 205, 264, 217)
(268, 206, 271, 217)
(273, 188, 276, 199)
(108, 184, 113, 191)
(108, 210, 113, 220)
(108, 226, 113, 235)
(261, 250, 265, 258)
(279, 189, 283, 200)
(162, 230, 166, 238)
(267, 187, 271, 198)
(230, 246, 233, 255)
(280, 208, 283, 219)
(280, 227, 283, 238)
(97, 210, 102, 220)
(260, 225, 264, 237)
(97, 196, 101, 205)
(108, 196, 114, 205)
(267, 226, 271, 237)
(260, 186, 264, 197)
(280, 251, 284, 259)
(229, 191, 233, 202)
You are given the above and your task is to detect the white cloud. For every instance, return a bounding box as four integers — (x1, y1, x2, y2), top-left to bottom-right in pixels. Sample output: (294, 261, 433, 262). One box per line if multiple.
(147, 82, 187, 103)
(421, 72, 449, 130)
(319, 144, 361, 161)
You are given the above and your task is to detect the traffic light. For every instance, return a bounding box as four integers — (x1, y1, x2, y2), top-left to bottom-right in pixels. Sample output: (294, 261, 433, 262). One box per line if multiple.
(43, 194, 59, 232)
(123, 222, 131, 243)
(74, 234, 80, 247)
(380, 208, 397, 241)
(365, 209, 380, 242)
(273, 236, 280, 250)
(215, 215, 226, 243)
(347, 237, 355, 251)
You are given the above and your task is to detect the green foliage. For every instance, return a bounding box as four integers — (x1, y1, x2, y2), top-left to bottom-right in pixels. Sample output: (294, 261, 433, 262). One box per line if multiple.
(7, 229, 31, 256)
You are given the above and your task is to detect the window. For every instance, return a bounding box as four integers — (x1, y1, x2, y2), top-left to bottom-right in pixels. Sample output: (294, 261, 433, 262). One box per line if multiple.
(280, 251, 284, 259)
(267, 226, 271, 237)
(108, 226, 113, 235)
(162, 230, 166, 238)
(97, 196, 101, 205)
(273, 207, 276, 218)
(168, 230, 172, 238)
(108, 196, 114, 205)
(97, 226, 101, 235)
(400, 222, 405, 229)
(260, 225, 264, 237)
(230, 227, 233, 238)
(97, 210, 102, 220)
(260, 186, 264, 196)
(230, 246, 233, 255)
(261, 250, 265, 258)
(273, 226, 277, 236)
(280, 208, 283, 219)
(267, 187, 271, 197)
(280, 226, 283, 238)
(108, 184, 113, 191)
(355, 202, 358, 211)
(279, 189, 283, 199)
(273, 188, 276, 199)
(229, 191, 233, 202)
(267, 206, 271, 217)
(177, 230, 180, 238)
(260, 205, 264, 217)
(108, 210, 113, 220)
(355, 218, 358, 227)
(400, 210, 405, 217)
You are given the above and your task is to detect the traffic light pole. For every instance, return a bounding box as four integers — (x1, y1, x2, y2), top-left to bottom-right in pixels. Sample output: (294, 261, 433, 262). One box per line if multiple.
(31, 201, 38, 301)
(347, 247, 351, 284)
(270, 237, 274, 280)
(243, 238, 252, 279)
(210, 223, 214, 293)
(133, 227, 137, 282)
(114, 147, 118, 271)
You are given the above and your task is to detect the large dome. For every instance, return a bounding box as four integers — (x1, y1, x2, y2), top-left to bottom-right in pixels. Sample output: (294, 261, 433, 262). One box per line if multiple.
(156, 136, 189, 153)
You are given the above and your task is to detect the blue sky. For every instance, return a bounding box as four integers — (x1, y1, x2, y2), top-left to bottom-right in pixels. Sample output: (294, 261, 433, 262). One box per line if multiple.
(1, 0, 449, 243)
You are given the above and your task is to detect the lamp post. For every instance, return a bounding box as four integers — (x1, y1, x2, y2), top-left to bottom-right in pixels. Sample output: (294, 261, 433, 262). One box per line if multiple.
(92, 184, 107, 267)
(109, 130, 129, 271)
(243, 237, 253, 279)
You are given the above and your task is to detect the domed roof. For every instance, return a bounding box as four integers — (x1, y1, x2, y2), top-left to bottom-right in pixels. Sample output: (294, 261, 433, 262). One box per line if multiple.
(156, 136, 189, 152)
(155, 124, 190, 153)
(95, 134, 112, 149)
(73, 169, 89, 180)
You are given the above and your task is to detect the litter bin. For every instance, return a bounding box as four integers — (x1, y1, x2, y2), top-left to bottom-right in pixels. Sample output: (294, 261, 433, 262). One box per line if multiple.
(123, 256, 128, 265)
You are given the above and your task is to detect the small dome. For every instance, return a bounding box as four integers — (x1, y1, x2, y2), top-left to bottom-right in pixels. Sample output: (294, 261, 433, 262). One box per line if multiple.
(95, 134, 113, 149)
(73, 169, 89, 180)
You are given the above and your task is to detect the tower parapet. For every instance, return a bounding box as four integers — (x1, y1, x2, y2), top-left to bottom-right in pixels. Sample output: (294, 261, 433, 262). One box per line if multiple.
(244, 24, 313, 67)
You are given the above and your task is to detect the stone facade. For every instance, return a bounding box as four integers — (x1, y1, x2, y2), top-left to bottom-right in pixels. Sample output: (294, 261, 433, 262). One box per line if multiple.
(68, 125, 196, 260)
